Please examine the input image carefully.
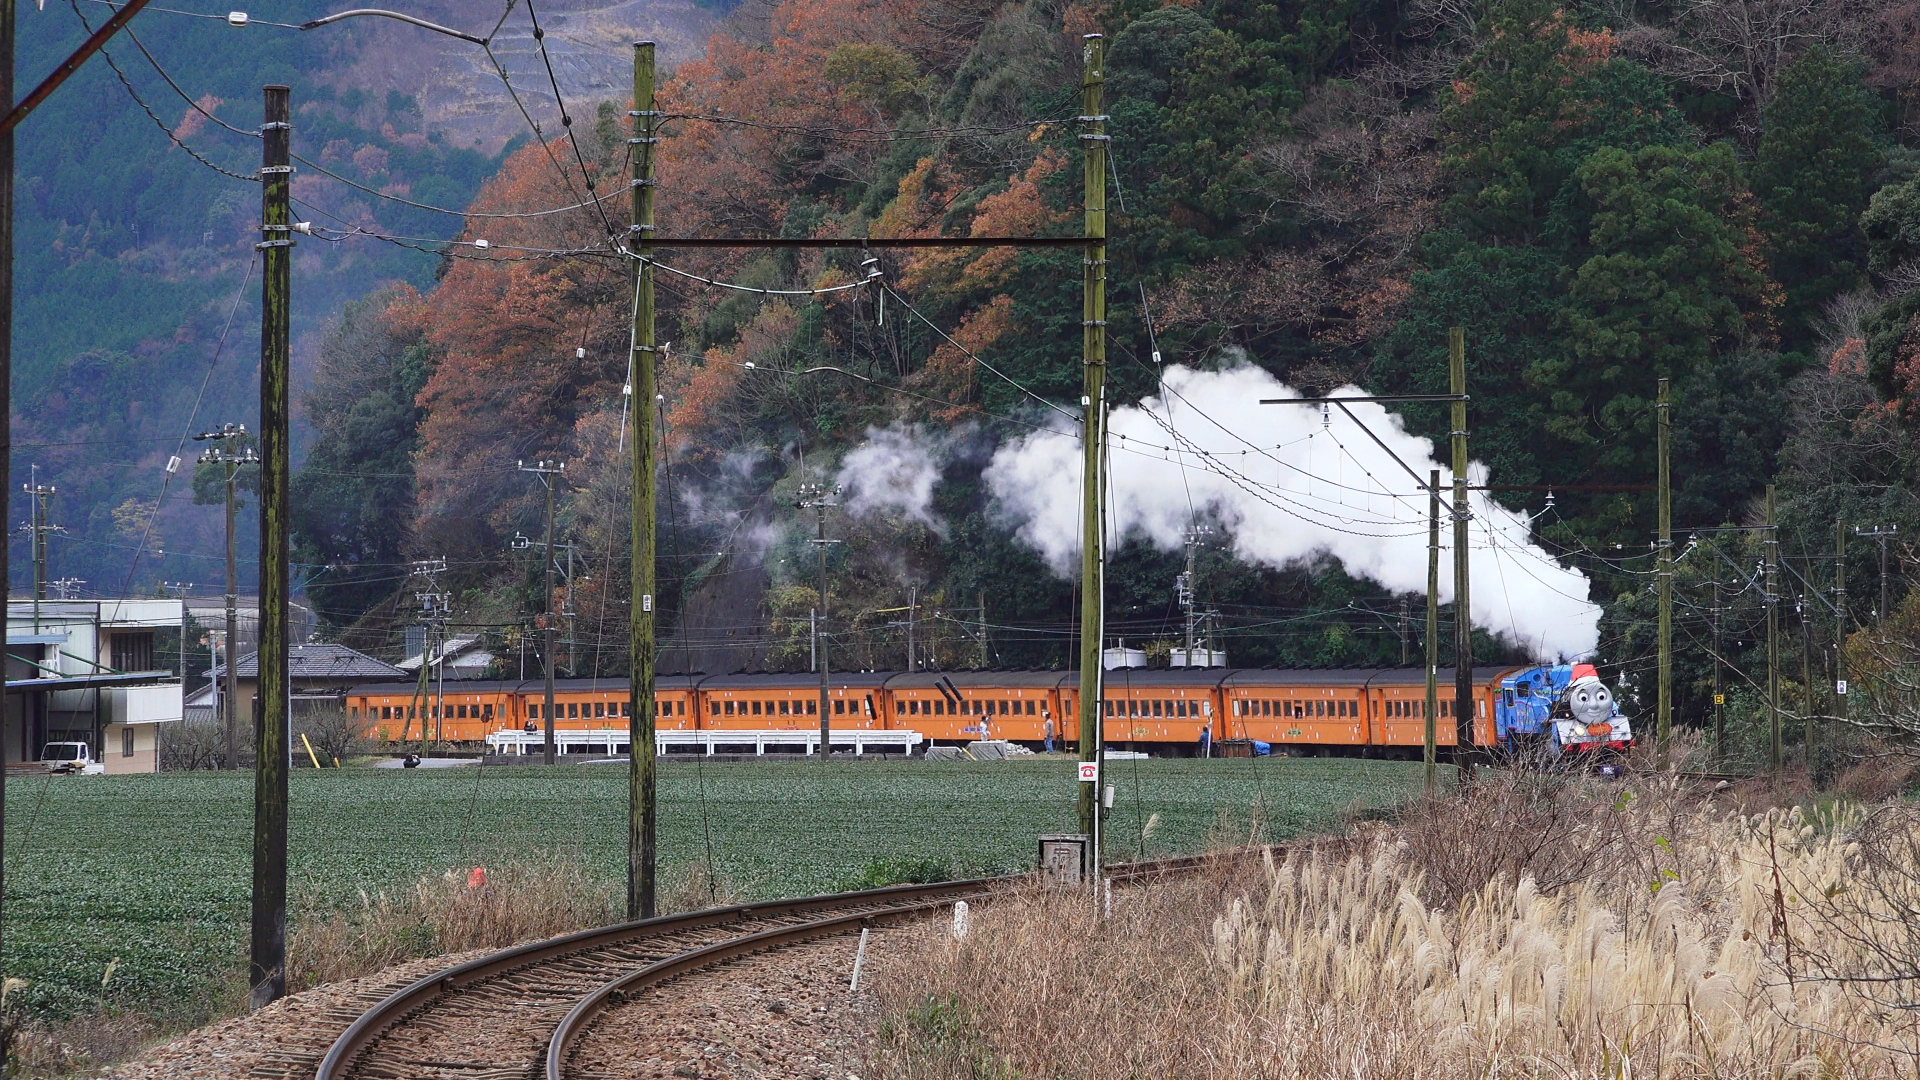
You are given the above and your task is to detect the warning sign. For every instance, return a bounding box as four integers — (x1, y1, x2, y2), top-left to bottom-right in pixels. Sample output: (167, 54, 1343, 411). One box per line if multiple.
(1078, 761, 1100, 783)
(1714, 694, 1726, 705)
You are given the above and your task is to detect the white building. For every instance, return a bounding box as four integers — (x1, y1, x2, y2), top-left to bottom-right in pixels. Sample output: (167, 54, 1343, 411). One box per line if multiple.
(5, 599, 184, 772)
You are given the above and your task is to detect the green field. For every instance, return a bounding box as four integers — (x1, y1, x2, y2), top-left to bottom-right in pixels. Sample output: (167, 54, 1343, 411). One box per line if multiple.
(1, 756, 1424, 1020)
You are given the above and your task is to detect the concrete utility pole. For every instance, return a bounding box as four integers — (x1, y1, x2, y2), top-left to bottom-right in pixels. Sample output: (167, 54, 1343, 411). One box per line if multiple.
(797, 482, 840, 758)
(250, 83, 293, 1011)
(1800, 580, 1816, 770)
(1835, 519, 1848, 733)
(195, 423, 256, 771)
(1765, 485, 1781, 773)
(1448, 328, 1473, 782)
(1656, 378, 1672, 759)
(1178, 524, 1213, 664)
(1076, 33, 1108, 853)
(1425, 469, 1440, 795)
(520, 459, 566, 766)
(1711, 579, 1724, 759)
(21, 468, 57, 629)
(410, 558, 450, 753)
(628, 38, 661, 920)
(1855, 525, 1897, 620)
(906, 584, 918, 671)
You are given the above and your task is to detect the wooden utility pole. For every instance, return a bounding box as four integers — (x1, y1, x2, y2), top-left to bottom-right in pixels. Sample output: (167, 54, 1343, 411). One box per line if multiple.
(2, 0, 16, 986)
(521, 459, 565, 765)
(627, 38, 659, 921)
(1656, 377, 1672, 758)
(250, 83, 292, 1010)
(1835, 519, 1848, 733)
(1765, 484, 1781, 773)
(1076, 33, 1108, 848)
(1425, 469, 1440, 795)
(1448, 328, 1473, 781)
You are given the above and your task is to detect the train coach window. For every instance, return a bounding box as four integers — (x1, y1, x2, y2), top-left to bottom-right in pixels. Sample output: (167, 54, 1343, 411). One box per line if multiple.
(1026, 700, 1036, 715)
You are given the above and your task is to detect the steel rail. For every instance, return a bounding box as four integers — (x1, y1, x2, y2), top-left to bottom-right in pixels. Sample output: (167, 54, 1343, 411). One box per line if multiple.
(544, 899, 958, 1079)
(317, 848, 1272, 1080)
(543, 848, 1271, 1080)
(312, 876, 994, 1080)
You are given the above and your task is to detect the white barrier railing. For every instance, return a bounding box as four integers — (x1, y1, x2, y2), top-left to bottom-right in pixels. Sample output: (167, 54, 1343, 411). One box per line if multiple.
(483, 728, 924, 757)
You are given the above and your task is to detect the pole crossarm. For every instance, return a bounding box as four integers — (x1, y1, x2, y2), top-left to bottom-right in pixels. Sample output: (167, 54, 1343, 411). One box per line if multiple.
(2, 0, 155, 134)
(1260, 393, 1468, 405)
(640, 236, 1096, 249)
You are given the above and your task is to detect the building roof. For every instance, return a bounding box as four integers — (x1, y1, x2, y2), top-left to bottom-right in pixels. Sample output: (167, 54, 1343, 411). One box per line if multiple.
(205, 643, 405, 681)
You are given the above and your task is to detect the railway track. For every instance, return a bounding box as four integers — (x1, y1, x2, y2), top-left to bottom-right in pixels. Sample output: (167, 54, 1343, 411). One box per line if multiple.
(311, 852, 1232, 1080)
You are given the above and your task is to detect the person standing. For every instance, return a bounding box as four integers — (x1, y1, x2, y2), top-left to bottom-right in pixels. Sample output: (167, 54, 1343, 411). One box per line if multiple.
(1043, 713, 1055, 753)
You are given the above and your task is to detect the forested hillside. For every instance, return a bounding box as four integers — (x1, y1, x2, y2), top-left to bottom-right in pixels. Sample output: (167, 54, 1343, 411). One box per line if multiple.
(9, 0, 716, 602)
(289, 0, 1920, 752)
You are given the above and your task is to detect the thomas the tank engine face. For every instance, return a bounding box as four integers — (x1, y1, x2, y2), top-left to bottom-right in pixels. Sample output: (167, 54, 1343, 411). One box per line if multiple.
(1569, 682, 1613, 726)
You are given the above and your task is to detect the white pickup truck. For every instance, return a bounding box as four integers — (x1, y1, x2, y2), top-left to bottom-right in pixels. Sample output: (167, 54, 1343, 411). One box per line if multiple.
(40, 741, 105, 775)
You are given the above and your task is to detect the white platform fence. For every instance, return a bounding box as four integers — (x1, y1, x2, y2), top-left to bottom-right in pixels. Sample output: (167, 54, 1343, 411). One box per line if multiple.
(484, 728, 924, 757)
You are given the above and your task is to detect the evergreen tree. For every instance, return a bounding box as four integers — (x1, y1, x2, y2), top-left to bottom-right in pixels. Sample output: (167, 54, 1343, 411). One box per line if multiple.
(1753, 46, 1883, 347)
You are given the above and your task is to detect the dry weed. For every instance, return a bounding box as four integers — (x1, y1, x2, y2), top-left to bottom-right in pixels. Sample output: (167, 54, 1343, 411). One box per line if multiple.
(873, 773, 1920, 1078)
(287, 849, 619, 990)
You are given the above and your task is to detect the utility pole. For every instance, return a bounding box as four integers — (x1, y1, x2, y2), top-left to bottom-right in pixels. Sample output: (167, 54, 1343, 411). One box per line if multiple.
(1835, 519, 1848, 735)
(1711, 579, 1724, 759)
(1399, 596, 1410, 667)
(906, 584, 918, 671)
(1855, 525, 1897, 620)
(977, 589, 989, 668)
(410, 558, 449, 754)
(1425, 469, 1440, 795)
(628, 38, 660, 921)
(21, 467, 59, 630)
(195, 423, 256, 771)
(1177, 523, 1213, 665)
(1765, 484, 1781, 773)
(797, 482, 840, 758)
(1448, 327, 1473, 782)
(2, 0, 163, 1001)
(1076, 32, 1108, 854)
(250, 83, 293, 1011)
(1799, 578, 1816, 771)
(1656, 377, 1672, 760)
(520, 459, 566, 766)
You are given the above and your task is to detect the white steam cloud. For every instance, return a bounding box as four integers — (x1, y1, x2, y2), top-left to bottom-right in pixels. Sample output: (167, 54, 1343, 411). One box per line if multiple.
(836, 424, 950, 534)
(982, 364, 1601, 660)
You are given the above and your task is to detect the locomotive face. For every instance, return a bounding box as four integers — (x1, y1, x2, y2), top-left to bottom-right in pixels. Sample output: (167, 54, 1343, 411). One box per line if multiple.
(1569, 682, 1614, 726)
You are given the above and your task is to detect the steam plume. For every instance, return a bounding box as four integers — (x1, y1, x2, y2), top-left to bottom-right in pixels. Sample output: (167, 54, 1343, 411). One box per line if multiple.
(982, 363, 1601, 660)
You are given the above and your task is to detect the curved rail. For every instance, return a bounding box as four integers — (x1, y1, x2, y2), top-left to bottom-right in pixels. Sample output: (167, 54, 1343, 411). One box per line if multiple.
(313, 876, 994, 1080)
(542, 847, 1271, 1080)
(316, 848, 1269, 1080)
(544, 899, 951, 1079)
